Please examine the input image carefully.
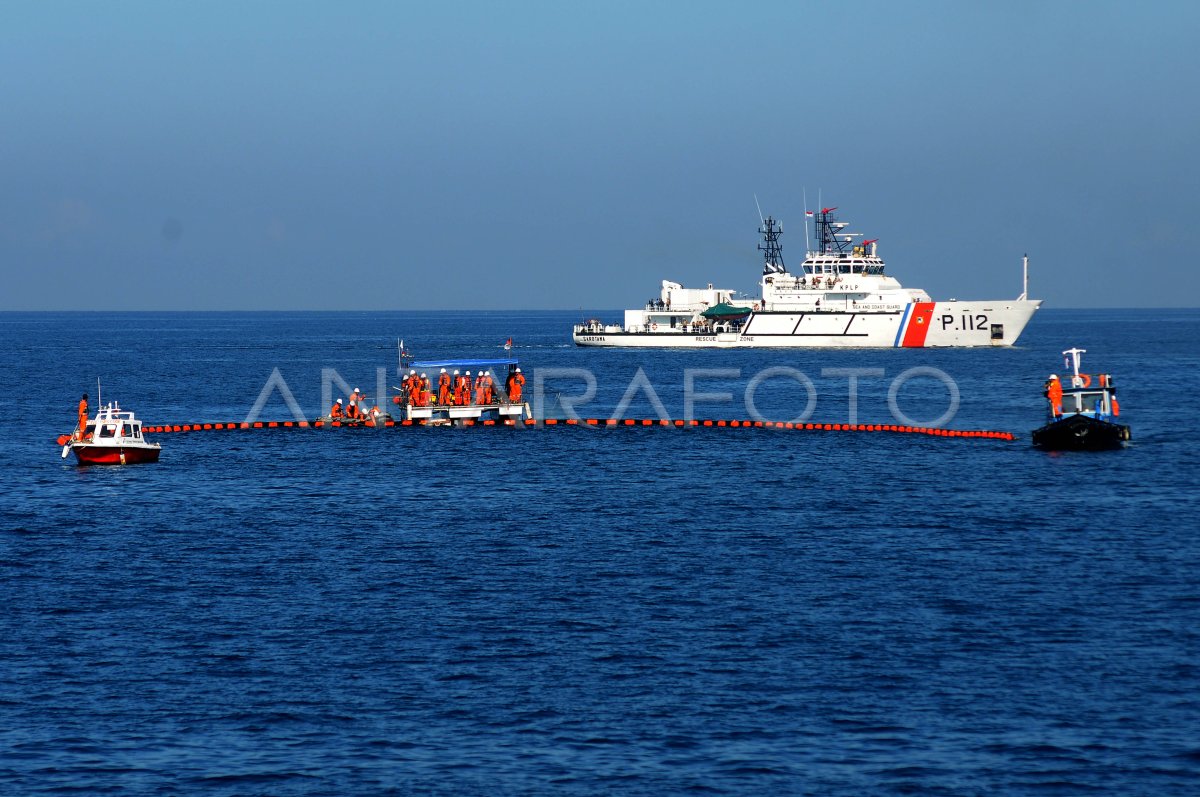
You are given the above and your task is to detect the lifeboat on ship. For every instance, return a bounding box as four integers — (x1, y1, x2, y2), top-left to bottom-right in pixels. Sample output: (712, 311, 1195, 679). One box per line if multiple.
(1032, 347, 1130, 451)
(59, 402, 161, 465)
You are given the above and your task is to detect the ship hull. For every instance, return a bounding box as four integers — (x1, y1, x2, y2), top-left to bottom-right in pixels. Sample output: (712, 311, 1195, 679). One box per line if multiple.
(1031, 414, 1130, 451)
(72, 444, 161, 465)
(575, 300, 1040, 348)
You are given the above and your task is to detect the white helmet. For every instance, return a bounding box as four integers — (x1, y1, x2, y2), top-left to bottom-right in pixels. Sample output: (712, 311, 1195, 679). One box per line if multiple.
(336, 398, 343, 404)
(354, 387, 360, 392)
(440, 368, 446, 373)
(466, 370, 472, 376)
(1049, 374, 1059, 380)
(420, 373, 427, 378)
(410, 369, 416, 375)
(454, 369, 460, 375)
(515, 367, 521, 373)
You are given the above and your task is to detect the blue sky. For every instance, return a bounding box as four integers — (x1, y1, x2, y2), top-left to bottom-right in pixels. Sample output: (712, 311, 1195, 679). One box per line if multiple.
(3, 1, 1197, 310)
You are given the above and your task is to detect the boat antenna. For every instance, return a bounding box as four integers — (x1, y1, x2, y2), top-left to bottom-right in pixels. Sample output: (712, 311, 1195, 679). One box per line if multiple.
(1019, 253, 1029, 301)
(803, 187, 811, 254)
(754, 194, 765, 226)
(97, 377, 101, 409)
(758, 215, 786, 274)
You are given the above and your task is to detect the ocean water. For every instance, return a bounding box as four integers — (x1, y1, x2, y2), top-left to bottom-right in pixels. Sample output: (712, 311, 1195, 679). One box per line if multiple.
(2, 309, 1198, 795)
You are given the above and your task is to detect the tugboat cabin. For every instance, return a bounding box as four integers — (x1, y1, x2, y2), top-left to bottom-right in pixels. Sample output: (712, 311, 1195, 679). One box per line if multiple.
(1053, 374, 1118, 420)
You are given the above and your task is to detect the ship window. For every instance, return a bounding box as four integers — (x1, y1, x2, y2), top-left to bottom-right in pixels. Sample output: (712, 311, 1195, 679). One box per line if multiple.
(130, 426, 141, 438)
(99, 424, 117, 438)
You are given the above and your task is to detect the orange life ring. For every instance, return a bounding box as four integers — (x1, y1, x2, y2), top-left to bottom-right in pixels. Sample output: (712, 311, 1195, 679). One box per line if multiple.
(651, 323, 658, 330)
(753, 303, 760, 311)
(1077, 374, 1092, 387)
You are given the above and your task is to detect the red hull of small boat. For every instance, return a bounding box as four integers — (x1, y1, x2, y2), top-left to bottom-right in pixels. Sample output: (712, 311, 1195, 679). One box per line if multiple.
(73, 445, 161, 465)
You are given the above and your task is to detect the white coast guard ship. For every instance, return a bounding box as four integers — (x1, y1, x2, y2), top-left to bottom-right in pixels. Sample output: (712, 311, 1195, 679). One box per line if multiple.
(573, 206, 1041, 348)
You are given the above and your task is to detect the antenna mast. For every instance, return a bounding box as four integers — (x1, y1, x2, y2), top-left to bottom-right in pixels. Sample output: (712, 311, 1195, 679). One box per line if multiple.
(803, 188, 810, 254)
(758, 216, 786, 274)
(1019, 253, 1029, 301)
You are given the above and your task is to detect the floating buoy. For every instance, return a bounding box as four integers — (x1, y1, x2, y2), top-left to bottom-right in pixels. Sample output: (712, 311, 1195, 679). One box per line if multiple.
(109, 417, 1016, 443)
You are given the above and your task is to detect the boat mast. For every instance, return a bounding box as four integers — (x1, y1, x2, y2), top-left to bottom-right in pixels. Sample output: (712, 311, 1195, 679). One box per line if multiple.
(1019, 253, 1029, 301)
(758, 216, 786, 274)
(814, 207, 851, 255)
(1062, 347, 1086, 382)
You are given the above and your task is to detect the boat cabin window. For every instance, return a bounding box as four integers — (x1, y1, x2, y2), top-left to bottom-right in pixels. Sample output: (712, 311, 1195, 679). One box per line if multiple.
(1062, 392, 1105, 414)
(129, 425, 141, 438)
(99, 423, 119, 438)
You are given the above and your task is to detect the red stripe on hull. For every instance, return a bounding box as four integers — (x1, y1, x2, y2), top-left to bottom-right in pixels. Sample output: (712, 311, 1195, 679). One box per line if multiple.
(73, 446, 161, 465)
(901, 302, 936, 347)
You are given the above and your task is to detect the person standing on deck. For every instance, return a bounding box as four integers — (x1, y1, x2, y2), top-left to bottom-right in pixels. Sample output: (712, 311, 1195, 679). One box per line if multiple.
(477, 372, 492, 405)
(330, 398, 344, 418)
(419, 373, 431, 407)
(438, 369, 451, 405)
(75, 393, 89, 440)
(507, 368, 525, 404)
(1044, 375, 1063, 418)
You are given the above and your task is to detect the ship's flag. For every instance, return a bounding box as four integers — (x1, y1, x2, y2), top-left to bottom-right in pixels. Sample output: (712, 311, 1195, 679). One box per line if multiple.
(504, 338, 512, 351)
(805, 211, 814, 217)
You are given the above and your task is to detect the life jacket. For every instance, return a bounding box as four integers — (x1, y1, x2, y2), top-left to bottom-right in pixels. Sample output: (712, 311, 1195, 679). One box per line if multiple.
(331, 403, 343, 418)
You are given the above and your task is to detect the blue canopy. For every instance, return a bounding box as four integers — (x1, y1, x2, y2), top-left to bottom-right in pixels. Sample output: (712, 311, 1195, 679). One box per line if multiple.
(409, 358, 518, 369)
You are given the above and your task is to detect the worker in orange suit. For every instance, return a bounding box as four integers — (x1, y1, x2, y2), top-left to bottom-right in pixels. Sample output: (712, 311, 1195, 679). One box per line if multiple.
(403, 370, 418, 405)
(348, 401, 361, 420)
(474, 371, 488, 405)
(1044, 375, 1063, 417)
(330, 398, 344, 418)
(507, 367, 525, 403)
(463, 371, 474, 404)
(419, 373, 431, 407)
(451, 370, 465, 405)
(438, 369, 451, 405)
(75, 393, 89, 440)
(349, 387, 362, 405)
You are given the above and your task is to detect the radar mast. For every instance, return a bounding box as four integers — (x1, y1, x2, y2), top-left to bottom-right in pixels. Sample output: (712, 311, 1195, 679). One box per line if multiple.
(758, 216, 786, 274)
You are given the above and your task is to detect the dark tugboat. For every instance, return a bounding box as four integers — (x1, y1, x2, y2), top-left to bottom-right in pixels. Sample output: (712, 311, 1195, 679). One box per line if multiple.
(1032, 347, 1130, 450)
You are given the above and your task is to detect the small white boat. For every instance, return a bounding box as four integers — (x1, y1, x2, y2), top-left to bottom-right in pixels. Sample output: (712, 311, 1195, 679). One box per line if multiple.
(60, 402, 161, 465)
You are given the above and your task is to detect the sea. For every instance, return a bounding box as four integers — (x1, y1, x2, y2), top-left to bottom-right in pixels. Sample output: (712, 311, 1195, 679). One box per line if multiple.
(2, 308, 1198, 795)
